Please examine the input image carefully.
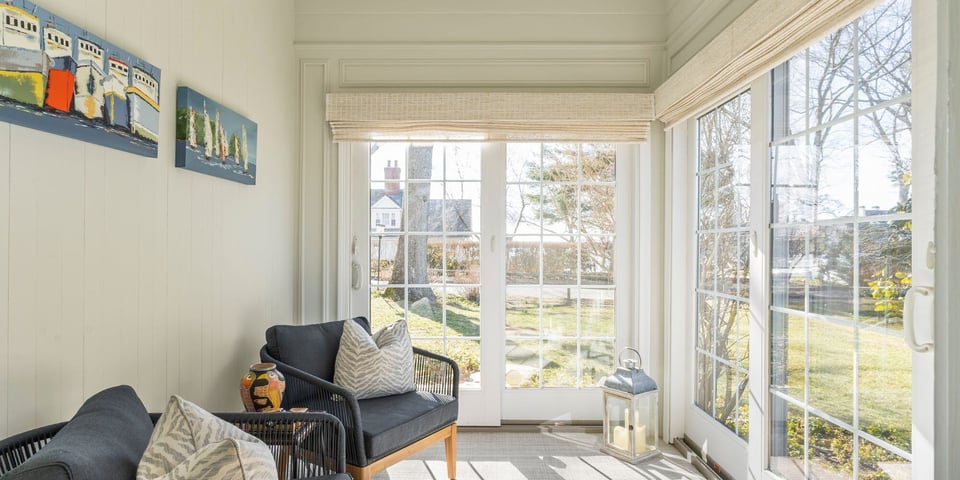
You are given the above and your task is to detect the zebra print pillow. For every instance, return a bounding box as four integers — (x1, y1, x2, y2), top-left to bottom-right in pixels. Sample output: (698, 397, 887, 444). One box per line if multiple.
(136, 396, 278, 480)
(334, 318, 415, 399)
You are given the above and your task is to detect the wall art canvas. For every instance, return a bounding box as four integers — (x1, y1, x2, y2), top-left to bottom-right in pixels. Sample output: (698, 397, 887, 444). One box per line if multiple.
(175, 87, 257, 185)
(0, 0, 161, 157)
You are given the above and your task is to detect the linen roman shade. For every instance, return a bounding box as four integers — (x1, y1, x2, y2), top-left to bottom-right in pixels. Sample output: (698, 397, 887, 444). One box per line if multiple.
(655, 0, 882, 127)
(325, 92, 655, 143)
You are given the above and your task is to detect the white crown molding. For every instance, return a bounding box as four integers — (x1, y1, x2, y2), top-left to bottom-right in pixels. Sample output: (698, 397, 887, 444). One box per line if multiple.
(295, 0, 667, 16)
(295, 42, 666, 90)
(338, 58, 651, 88)
(666, 0, 734, 62)
(295, 40, 667, 51)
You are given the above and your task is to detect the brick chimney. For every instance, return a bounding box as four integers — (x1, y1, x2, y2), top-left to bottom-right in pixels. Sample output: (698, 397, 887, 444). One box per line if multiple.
(385, 160, 401, 195)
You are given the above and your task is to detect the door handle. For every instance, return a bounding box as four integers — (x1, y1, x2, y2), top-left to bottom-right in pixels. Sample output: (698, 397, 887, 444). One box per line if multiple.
(903, 286, 934, 352)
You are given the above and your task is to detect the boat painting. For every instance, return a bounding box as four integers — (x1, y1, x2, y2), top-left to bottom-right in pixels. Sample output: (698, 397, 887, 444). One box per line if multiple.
(175, 87, 257, 185)
(0, 0, 160, 158)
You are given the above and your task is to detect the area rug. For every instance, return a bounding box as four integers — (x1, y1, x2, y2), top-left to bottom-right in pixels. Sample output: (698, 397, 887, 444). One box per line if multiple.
(373, 427, 705, 480)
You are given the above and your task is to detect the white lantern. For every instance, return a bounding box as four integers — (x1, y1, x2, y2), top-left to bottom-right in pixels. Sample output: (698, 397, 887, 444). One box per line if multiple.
(600, 348, 660, 463)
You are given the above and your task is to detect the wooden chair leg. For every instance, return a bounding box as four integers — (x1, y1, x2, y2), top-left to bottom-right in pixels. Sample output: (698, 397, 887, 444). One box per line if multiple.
(346, 464, 372, 480)
(445, 424, 457, 479)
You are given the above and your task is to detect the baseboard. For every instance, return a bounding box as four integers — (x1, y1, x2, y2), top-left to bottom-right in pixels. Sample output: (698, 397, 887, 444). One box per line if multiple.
(672, 436, 730, 480)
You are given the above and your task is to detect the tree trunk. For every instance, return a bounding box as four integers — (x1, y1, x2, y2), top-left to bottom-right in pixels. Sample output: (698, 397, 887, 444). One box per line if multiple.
(387, 145, 437, 304)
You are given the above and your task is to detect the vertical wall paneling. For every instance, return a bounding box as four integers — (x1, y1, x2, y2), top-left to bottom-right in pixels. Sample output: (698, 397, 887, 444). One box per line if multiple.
(35, 133, 84, 426)
(0, 124, 9, 436)
(0, 0, 298, 435)
(81, 145, 107, 395)
(8, 127, 40, 433)
(297, 60, 327, 323)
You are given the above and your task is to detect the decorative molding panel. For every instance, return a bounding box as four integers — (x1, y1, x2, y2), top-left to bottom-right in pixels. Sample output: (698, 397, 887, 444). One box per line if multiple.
(338, 58, 651, 88)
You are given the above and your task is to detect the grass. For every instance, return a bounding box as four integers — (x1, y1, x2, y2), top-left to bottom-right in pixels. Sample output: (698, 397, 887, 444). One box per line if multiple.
(370, 288, 616, 388)
(778, 313, 912, 451)
(373, 287, 913, 457)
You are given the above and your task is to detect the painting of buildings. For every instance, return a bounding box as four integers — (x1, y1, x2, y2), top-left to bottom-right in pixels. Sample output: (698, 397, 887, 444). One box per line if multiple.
(0, 0, 161, 157)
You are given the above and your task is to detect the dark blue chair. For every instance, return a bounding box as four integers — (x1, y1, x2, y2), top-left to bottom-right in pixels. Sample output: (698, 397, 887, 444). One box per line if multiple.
(261, 317, 459, 480)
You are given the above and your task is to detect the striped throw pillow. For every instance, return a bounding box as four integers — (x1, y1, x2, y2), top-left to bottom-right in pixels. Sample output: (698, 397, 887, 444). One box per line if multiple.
(334, 318, 415, 399)
(137, 396, 278, 480)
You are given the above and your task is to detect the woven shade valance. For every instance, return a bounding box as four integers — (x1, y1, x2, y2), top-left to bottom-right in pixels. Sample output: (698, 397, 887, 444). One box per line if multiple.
(326, 93, 655, 143)
(655, 0, 881, 127)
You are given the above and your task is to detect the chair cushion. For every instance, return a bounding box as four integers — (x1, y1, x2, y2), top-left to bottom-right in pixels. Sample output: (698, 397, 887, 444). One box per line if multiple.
(137, 395, 277, 480)
(334, 319, 415, 399)
(266, 317, 371, 382)
(357, 391, 458, 462)
(3, 385, 154, 480)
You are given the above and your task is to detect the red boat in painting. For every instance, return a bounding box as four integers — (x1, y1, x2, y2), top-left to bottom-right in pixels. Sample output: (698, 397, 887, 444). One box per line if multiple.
(42, 25, 75, 113)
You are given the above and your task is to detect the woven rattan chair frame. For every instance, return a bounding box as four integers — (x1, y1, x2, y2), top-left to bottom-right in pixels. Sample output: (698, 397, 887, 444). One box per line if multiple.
(0, 411, 346, 479)
(261, 345, 460, 480)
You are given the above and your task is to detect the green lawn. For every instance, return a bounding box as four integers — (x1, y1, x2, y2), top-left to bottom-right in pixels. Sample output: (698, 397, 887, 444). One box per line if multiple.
(372, 288, 912, 461)
(370, 288, 615, 388)
(779, 313, 912, 451)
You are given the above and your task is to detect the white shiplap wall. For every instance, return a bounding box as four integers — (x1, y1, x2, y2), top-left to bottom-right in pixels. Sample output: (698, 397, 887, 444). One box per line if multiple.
(0, 0, 299, 438)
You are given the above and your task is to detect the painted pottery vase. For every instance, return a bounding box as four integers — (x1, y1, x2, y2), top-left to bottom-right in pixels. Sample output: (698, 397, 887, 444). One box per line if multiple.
(240, 362, 285, 412)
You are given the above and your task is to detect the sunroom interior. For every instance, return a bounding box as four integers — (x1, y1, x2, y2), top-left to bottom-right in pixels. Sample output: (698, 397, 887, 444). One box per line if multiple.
(0, 0, 957, 479)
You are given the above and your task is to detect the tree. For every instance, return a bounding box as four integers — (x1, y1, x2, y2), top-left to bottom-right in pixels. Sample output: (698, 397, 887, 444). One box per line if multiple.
(696, 94, 751, 435)
(768, 0, 914, 466)
(387, 145, 437, 304)
(521, 144, 616, 285)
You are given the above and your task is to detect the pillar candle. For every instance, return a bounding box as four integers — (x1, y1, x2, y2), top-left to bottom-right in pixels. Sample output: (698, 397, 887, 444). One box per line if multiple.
(634, 424, 647, 453)
(613, 425, 629, 451)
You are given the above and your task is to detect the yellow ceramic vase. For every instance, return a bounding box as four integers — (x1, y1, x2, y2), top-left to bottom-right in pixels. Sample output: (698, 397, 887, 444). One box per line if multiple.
(240, 362, 286, 412)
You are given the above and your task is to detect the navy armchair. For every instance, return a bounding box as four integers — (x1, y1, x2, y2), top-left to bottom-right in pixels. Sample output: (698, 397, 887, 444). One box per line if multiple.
(261, 317, 460, 480)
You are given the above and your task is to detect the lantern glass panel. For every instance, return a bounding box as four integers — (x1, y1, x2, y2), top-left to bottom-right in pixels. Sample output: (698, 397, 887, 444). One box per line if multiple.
(632, 390, 659, 456)
(604, 392, 631, 453)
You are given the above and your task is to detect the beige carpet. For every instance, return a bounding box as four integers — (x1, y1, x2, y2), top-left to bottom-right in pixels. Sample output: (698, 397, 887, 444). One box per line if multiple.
(372, 428, 705, 480)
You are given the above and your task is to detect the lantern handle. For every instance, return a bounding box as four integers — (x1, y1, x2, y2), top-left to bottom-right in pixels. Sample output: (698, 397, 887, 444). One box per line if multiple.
(617, 347, 642, 369)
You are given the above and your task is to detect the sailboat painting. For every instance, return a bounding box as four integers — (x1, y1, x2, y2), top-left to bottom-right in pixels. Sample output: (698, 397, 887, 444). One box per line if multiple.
(0, 0, 161, 157)
(175, 86, 257, 185)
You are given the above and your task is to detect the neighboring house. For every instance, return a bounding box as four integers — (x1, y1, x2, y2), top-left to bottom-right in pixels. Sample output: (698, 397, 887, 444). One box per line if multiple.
(370, 161, 473, 233)
(369, 188, 474, 233)
(370, 192, 402, 231)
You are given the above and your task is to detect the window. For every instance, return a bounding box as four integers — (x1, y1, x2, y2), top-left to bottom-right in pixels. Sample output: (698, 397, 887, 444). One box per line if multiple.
(505, 143, 616, 389)
(769, 0, 913, 476)
(695, 92, 752, 439)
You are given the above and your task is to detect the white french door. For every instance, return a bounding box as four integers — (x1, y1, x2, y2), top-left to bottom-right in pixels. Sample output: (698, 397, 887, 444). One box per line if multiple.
(680, 88, 755, 479)
(675, 1, 935, 478)
(500, 143, 632, 422)
(343, 141, 634, 426)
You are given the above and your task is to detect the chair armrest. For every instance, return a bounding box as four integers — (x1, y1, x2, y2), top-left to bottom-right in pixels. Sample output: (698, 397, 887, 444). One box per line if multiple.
(0, 422, 68, 474)
(213, 411, 346, 478)
(261, 346, 367, 464)
(413, 347, 460, 398)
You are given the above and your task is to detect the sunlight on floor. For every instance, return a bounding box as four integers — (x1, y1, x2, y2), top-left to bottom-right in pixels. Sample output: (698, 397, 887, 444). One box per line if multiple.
(379, 456, 704, 480)
(372, 430, 704, 480)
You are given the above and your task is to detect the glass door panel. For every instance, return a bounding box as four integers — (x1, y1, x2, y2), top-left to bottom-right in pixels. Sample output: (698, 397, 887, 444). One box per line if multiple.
(501, 143, 620, 420)
(691, 91, 753, 452)
(368, 143, 483, 389)
(769, 2, 916, 476)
